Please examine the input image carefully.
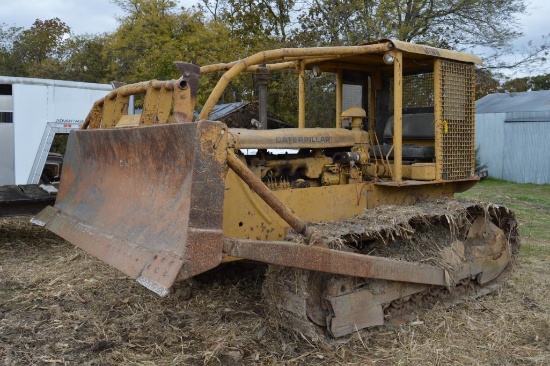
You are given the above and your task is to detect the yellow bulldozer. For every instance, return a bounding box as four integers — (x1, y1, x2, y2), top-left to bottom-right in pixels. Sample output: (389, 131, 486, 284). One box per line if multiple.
(33, 39, 519, 337)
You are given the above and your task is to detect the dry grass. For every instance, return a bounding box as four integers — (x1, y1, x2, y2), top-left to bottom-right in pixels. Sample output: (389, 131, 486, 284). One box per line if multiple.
(1, 180, 549, 365)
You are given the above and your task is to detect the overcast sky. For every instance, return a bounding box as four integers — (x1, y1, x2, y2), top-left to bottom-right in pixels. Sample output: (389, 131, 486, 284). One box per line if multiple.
(2, 0, 197, 35)
(2, 0, 549, 77)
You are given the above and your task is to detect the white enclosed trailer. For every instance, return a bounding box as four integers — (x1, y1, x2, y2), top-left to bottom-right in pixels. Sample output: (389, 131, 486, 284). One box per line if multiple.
(0, 76, 112, 215)
(0, 76, 112, 186)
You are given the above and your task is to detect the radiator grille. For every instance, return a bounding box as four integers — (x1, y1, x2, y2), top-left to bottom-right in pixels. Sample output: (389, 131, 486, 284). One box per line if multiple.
(439, 61, 476, 180)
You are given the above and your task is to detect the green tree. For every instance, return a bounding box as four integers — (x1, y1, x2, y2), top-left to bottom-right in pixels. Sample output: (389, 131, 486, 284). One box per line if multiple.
(13, 18, 69, 63)
(11, 18, 70, 78)
(292, 0, 548, 72)
(295, 0, 526, 47)
(106, 0, 246, 109)
(62, 34, 113, 83)
(501, 73, 550, 93)
(501, 76, 530, 93)
(0, 18, 71, 78)
(107, 0, 180, 81)
(0, 24, 22, 75)
(0, 19, 114, 82)
(529, 74, 550, 91)
(107, 1, 239, 78)
(476, 69, 505, 99)
(199, 0, 295, 50)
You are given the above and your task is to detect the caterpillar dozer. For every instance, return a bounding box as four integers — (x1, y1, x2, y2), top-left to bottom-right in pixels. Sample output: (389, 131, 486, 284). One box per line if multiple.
(33, 39, 519, 337)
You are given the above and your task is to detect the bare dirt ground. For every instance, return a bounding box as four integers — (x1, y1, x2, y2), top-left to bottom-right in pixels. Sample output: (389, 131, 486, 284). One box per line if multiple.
(1, 212, 549, 365)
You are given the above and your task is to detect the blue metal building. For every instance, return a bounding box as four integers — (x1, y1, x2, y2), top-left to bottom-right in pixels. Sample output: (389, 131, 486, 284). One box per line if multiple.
(475, 90, 550, 184)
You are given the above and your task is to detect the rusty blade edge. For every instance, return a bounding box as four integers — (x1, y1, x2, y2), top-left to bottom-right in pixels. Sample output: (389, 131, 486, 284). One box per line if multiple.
(35, 206, 185, 296)
(137, 277, 170, 297)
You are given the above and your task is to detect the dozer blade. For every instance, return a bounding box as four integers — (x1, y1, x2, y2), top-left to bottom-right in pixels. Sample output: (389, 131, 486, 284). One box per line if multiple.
(33, 121, 228, 296)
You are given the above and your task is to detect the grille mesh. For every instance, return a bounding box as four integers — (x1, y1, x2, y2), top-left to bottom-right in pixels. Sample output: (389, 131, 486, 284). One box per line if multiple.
(439, 61, 476, 180)
(390, 72, 434, 109)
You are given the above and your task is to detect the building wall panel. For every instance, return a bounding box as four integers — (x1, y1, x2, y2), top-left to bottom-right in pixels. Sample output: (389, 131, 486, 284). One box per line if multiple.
(475, 113, 505, 179)
(476, 112, 550, 184)
(503, 122, 550, 184)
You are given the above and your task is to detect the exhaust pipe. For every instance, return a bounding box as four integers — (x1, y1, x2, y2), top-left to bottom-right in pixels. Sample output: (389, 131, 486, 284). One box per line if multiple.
(255, 65, 270, 129)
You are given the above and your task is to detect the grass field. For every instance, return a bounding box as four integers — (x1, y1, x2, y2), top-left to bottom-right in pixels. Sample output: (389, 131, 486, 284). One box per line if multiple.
(457, 178, 550, 256)
(1, 178, 549, 365)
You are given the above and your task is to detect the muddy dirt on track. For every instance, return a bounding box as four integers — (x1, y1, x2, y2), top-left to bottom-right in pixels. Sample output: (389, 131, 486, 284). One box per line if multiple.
(1, 216, 549, 365)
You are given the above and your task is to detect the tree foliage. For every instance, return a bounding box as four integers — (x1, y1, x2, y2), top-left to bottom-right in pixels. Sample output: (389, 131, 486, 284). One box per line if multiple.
(0, 18, 70, 77)
(62, 34, 113, 83)
(475, 69, 550, 98)
(501, 73, 550, 93)
(0, 23, 22, 75)
(475, 69, 505, 99)
(0, 0, 549, 120)
(293, 0, 525, 48)
(15, 18, 70, 63)
(200, 0, 295, 49)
